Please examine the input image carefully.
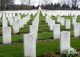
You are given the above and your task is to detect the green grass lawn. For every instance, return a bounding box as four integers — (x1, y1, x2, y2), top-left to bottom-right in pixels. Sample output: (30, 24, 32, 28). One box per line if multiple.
(0, 12, 80, 57)
(0, 38, 80, 57)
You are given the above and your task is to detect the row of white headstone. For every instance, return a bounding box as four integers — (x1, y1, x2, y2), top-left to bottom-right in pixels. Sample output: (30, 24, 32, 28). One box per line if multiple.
(45, 15, 70, 39)
(45, 15, 79, 38)
(46, 15, 71, 31)
(2, 10, 37, 17)
(57, 16, 80, 38)
(2, 12, 32, 44)
(46, 15, 55, 31)
(2, 13, 11, 44)
(45, 10, 80, 16)
(57, 16, 77, 26)
(1, 9, 38, 57)
(2, 12, 31, 33)
(45, 15, 77, 29)
(24, 11, 40, 57)
(45, 15, 76, 54)
(57, 16, 71, 29)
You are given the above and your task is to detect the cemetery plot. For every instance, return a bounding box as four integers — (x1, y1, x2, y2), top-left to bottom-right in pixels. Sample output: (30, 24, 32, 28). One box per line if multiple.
(0, 10, 80, 57)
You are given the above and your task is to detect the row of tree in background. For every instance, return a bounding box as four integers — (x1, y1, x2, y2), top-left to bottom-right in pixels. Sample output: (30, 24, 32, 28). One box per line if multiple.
(0, 4, 79, 10)
(0, 0, 80, 10)
(41, 3, 79, 10)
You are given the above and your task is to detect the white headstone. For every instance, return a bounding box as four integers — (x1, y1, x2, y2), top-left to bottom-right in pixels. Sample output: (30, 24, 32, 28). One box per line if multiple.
(65, 19, 71, 29)
(57, 16, 61, 23)
(12, 13, 15, 17)
(7, 16, 14, 26)
(0, 13, 1, 18)
(50, 20, 55, 31)
(19, 19, 24, 28)
(13, 22, 19, 33)
(24, 34, 36, 57)
(60, 17, 65, 26)
(60, 31, 70, 54)
(2, 15, 8, 27)
(72, 17, 76, 25)
(2, 27, 11, 44)
(30, 25, 38, 40)
(53, 24, 60, 39)
(73, 23, 80, 37)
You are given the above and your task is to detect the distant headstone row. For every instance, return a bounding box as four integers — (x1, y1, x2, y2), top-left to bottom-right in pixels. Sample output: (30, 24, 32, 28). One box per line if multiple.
(24, 10, 40, 57)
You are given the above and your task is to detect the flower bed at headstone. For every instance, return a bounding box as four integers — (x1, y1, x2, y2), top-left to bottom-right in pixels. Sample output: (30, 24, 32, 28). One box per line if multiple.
(61, 48, 78, 57)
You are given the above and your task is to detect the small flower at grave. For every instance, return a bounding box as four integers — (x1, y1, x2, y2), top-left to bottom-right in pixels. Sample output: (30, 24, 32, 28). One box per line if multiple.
(62, 47, 78, 57)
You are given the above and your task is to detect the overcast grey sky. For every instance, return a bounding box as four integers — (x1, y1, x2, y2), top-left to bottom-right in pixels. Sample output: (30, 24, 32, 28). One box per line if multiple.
(14, 0, 80, 7)
(14, 0, 59, 6)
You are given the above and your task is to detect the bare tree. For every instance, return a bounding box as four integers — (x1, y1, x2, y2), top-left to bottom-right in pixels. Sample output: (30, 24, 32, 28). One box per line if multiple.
(72, 0, 77, 6)
(0, 0, 13, 10)
(28, 0, 30, 5)
(0, 0, 1, 10)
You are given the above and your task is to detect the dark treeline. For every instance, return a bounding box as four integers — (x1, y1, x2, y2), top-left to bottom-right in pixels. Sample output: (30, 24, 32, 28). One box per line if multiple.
(0, 5, 39, 10)
(41, 3, 79, 10)
(0, 3, 80, 10)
